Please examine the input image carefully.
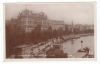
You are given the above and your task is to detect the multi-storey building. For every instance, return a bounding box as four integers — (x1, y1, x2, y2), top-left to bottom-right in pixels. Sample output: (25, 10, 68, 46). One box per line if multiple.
(14, 9, 65, 32)
(16, 9, 48, 32)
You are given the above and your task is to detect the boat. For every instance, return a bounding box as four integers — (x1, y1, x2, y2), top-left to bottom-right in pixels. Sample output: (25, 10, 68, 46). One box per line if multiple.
(46, 43, 68, 58)
(77, 47, 90, 53)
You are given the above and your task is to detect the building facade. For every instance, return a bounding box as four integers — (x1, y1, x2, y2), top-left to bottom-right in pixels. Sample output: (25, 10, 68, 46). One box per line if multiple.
(14, 9, 65, 32)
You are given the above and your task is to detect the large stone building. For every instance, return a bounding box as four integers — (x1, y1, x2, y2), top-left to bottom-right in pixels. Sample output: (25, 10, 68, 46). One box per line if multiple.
(15, 9, 48, 32)
(14, 9, 65, 32)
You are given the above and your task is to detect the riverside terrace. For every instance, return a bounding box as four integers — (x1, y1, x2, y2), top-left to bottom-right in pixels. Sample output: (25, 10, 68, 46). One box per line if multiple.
(7, 32, 94, 58)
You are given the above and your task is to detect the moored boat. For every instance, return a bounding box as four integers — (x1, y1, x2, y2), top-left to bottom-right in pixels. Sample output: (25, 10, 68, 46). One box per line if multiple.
(46, 43, 68, 58)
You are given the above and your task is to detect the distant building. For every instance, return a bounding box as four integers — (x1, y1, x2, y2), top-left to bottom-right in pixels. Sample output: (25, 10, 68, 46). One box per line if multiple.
(65, 24, 94, 32)
(48, 20, 65, 30)
(77, 25, 94, 31)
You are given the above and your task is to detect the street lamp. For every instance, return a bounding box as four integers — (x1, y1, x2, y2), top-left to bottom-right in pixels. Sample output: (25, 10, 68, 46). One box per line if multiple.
(81, 40, 83, 49)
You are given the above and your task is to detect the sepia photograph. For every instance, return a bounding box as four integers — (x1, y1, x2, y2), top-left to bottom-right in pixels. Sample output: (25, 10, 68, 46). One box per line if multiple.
(5, 2, 95, 59)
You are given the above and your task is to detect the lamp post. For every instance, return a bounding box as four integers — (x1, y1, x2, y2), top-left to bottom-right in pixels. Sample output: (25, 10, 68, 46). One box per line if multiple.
(81, 40, 83, 49)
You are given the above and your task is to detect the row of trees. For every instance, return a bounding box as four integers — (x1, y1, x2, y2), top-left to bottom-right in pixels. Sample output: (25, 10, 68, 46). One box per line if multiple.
(6, 22, 64, 58)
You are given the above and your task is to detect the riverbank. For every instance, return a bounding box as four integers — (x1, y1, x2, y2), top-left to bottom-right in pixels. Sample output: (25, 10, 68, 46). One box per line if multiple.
(59, 33, 94, 43)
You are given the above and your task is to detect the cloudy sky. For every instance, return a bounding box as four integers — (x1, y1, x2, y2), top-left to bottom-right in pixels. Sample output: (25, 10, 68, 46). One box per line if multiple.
(5, 2, 95, 25)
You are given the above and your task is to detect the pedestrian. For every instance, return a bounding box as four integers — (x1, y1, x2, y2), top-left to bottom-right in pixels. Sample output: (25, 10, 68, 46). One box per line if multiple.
(81, 40, 83, 43)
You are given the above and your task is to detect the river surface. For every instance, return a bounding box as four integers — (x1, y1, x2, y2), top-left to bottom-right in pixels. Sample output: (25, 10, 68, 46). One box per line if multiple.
(62, 35, 94, 56)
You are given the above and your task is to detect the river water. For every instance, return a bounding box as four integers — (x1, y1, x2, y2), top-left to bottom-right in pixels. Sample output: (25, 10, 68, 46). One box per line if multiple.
(62, 35, 94, 57)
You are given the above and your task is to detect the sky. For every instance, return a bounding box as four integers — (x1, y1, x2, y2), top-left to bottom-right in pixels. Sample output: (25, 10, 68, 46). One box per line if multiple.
(5, 2, 95, 25)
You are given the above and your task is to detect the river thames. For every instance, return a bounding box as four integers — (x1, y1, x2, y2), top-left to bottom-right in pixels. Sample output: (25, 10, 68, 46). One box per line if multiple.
(62, 35, 94, 58)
